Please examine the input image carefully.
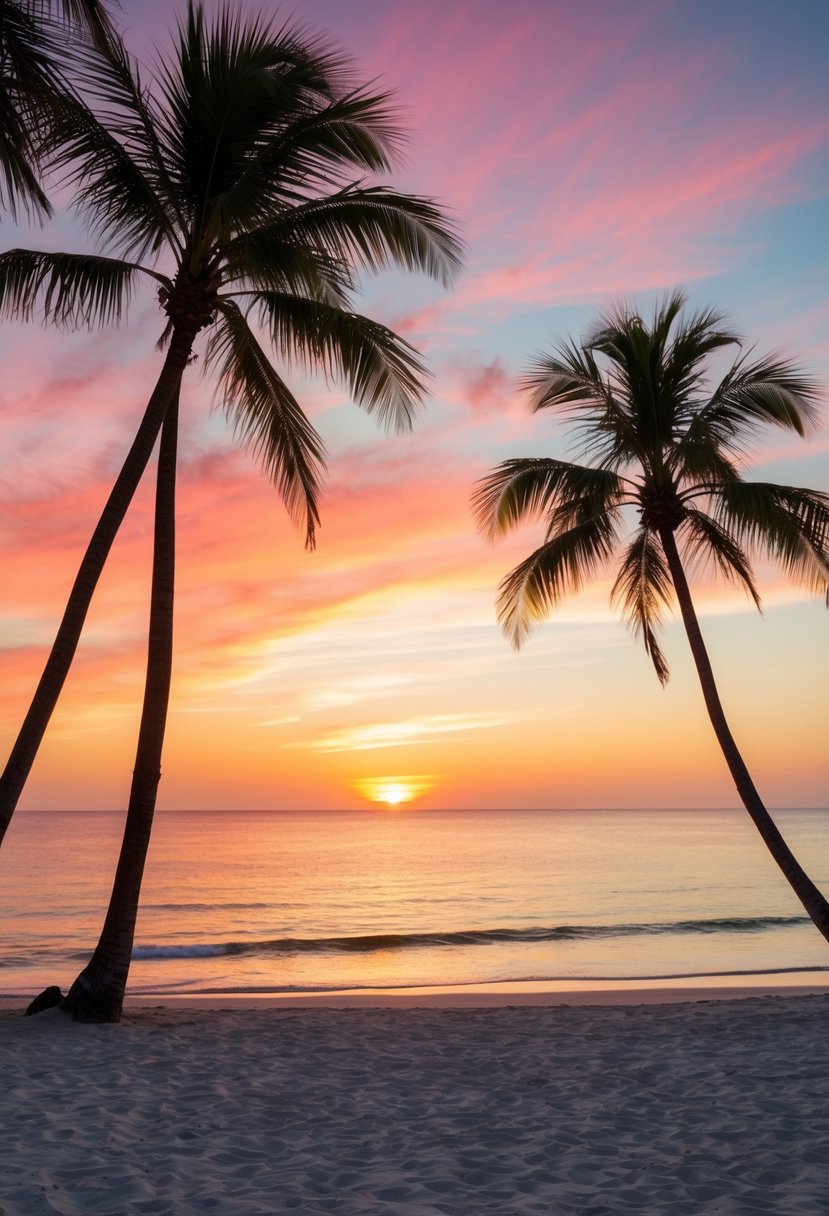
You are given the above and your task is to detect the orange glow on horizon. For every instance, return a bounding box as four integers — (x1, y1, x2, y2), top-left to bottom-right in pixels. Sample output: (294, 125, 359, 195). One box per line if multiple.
(352, 776, 437, 808)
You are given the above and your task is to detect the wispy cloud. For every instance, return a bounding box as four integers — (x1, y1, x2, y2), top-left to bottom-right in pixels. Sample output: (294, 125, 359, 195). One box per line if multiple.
(293, 711, 521, 753)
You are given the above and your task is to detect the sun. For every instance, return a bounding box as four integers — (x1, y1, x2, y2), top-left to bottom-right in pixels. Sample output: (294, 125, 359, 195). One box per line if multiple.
(377, 782, 410, 806)
(352, 775, 436, 808)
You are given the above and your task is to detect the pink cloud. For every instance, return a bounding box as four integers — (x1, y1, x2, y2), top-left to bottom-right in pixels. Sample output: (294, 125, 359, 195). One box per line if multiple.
(347, 2, 829, 318)
(452, 358, 514, 415)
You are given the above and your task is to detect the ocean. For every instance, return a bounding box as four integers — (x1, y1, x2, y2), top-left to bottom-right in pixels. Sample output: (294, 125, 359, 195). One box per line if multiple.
(1, 808, 828, 999)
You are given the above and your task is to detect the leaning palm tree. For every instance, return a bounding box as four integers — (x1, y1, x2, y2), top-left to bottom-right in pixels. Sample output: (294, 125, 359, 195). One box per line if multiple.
(0, 2, 461, 1019)
(1, 0, 116, 217)
(474, 291, 829, 944)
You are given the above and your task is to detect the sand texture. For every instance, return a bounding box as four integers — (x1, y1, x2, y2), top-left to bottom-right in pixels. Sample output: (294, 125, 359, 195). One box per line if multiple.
(2, 994, 828, 1215)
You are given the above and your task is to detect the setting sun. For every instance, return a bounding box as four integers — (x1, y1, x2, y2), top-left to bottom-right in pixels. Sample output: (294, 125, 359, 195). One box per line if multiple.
(352, 776, 437, 808)
(379, 783, 409, 806)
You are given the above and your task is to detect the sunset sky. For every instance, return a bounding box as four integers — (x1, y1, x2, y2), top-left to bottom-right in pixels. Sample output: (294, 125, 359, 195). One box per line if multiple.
(1, 0, 827, 812)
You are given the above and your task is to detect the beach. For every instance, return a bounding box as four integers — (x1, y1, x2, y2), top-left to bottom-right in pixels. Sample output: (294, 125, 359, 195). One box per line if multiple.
(2, 990, 828, 1215)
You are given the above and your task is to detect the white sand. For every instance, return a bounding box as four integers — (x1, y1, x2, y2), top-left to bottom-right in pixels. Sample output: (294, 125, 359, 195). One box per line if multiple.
(2, 993, 828, 1215)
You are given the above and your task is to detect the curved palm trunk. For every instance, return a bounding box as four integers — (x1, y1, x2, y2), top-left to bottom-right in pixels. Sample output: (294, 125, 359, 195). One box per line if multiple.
(659, 525, 829, 944)
(0, 326, 196, 850)
(62, 392, 179, 1023)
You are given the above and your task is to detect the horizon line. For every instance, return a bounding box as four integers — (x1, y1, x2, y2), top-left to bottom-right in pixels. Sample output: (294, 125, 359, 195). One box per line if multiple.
(14, 805, 828, 814)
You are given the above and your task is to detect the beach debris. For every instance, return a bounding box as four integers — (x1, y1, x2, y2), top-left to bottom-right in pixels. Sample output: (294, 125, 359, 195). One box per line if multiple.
(24, 986, 63, 1016)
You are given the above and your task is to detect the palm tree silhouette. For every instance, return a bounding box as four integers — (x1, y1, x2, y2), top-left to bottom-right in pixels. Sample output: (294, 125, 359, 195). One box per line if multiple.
(474, 291, 829, 943)
(0, 2, 461, 1018)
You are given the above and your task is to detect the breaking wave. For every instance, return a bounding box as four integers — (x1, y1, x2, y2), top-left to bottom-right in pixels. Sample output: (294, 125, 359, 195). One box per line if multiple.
(129, 915, 809, 962)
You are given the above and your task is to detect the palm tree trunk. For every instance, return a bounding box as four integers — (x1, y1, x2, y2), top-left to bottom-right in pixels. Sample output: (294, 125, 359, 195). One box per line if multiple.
(659, 525, 829, 944)
(0, 325, 196, 850)
(62, 391, 179, 1023)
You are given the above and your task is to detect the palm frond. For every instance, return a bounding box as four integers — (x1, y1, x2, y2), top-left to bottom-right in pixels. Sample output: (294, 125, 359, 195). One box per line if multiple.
(255, 291, 428, 431)
(669, 428, 741, 487)
(472, 458, 626, 540)
(219, 87, 407, 217)
(205, 300, 326, 547)
(57, 0, 119, 52)
(496, 512, 620, 649)
(52, 32, 184, 256)
(232, 186, 463, 288)
(663, 303, 739, 418)
(689, 350, 822, 454)
(610, 528, 672, 684)
(222, 234, 354, 304)
(0, 100, 52, 218)
(587, 300, 667, 447)
(0, 0, 65, 218)
(155, 5, 404, 238)
(584, 292, 737, 456)
(523, 339, 606, 410)
(0, 247, 148, 327)
(523, 340, 643, 469)
(712, 481, 829, 601)
(678, 508, 761, 609)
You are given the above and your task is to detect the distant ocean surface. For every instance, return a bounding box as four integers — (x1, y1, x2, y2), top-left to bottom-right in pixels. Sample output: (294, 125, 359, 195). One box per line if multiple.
(1, 808, 828, 998)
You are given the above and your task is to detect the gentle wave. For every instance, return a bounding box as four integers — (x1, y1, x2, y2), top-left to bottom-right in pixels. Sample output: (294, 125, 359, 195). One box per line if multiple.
(131, 944, 228, 959)
(132, 965, 829, 993)
(127, 915, 809, 962)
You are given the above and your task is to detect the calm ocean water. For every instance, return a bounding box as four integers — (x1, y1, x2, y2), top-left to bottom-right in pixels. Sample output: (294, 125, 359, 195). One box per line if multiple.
(1, 808, 828, 998)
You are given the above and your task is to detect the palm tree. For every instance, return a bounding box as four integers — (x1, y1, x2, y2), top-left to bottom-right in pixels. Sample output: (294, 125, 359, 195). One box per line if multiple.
(1, 0, 116, 218)
(0, 2, 461, 1019)
(473, 291, 829, 943)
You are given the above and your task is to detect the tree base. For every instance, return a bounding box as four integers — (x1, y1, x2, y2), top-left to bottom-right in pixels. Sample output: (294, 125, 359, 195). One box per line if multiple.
(61, 967, 125, 1023)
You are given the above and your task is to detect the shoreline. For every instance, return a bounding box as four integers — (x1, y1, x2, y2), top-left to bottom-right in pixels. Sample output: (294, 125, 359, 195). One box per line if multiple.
(3, 970, 829, 1013)
(127, 971, 829, 1009)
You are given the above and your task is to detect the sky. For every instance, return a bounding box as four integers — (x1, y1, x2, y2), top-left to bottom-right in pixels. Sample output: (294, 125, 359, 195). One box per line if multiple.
(0, 0, 827, 812)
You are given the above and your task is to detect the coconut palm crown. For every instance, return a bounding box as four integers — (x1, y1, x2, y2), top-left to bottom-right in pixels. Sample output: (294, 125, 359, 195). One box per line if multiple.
(0, 2, 459, 537)
(1, 4, 461, 536)
(0, 2, 462, 856)
(474, 291, 829, 941)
